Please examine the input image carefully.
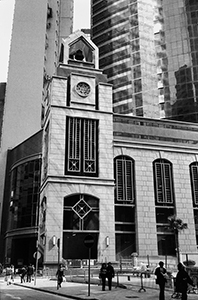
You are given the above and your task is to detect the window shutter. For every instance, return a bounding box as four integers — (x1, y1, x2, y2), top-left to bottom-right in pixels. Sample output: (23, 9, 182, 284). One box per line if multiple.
(116, 159, 124, 201)
(164, 163, 172, 203)
(84, 119, 96, 173)
(125, 160, 133, 201)
(154, 160, 173, 204)
(191, 164, 198, 205)
(66, 117, 98, 176)
(155, 162, 163, 203)
(68, 118, 81, 172)
(116, 157, 134, 202)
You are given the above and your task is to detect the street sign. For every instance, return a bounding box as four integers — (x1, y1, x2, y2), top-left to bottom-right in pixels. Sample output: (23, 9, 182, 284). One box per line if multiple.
(84, 235, 94, 248)
(33, 251, 41, 260)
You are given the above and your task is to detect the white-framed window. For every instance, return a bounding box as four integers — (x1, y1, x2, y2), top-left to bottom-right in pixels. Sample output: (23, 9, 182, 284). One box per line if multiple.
(66, 117, 98, 176)
(114, 155, 135, 203)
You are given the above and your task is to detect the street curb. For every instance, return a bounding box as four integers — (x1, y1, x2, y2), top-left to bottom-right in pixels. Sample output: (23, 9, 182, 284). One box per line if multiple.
(14, 282, 99, 300)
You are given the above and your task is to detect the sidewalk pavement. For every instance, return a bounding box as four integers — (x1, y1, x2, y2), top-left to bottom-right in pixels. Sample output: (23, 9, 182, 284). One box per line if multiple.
(8, 274, 194, 300)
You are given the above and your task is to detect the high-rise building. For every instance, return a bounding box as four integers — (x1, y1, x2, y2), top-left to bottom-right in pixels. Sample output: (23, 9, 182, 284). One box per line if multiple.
(2, 0, 73, 149)
(0, 83, 6, 142)
(0, 0, 73, 262)
(91, 0, 198, 122)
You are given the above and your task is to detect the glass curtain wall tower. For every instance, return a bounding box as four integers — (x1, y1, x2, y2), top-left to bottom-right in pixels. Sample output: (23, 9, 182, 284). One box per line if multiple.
(91, 0, 198, 122)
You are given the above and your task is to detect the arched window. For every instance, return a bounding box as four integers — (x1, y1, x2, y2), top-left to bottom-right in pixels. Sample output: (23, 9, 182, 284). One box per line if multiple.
(153, 158, 174, 205)
(63, 194, 99, 231)
(153, 159, 175, 256)
(63, 194, 99, 260)
(114, 155, 136, 259)
(114, 155, 135, 203)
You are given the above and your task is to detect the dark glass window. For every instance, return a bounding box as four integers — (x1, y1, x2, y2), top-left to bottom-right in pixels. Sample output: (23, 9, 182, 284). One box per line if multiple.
(134, 79, 142, 93)
(156, 207, 175, 224)
(157, 235, 176, 256)
(63, 194, 99, 231)
(116, 233, 136, 260)
(115, 206, 135, 222)
(9, 159, 41, 229)
(135, 93, 142, 107)
(135, 107, 143, 116)
(133, 65, 141, 79)
(132, 52, 140, 65)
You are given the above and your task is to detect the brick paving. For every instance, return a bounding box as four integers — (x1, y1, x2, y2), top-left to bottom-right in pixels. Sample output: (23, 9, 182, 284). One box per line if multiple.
(10, 275, 198, 300)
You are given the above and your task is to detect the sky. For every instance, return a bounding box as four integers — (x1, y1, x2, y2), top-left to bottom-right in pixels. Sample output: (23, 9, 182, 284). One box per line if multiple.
(0, 0, 90, 82)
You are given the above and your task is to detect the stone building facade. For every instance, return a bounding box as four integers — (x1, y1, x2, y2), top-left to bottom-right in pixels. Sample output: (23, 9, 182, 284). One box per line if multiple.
(38, 31, 198, 269)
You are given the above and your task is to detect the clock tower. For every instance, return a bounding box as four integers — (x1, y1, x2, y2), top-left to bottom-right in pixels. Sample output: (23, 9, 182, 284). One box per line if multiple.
(40, 31, 114, 269)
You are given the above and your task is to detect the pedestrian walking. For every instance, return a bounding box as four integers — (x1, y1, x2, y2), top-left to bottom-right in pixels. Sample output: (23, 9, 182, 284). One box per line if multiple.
(26, 264, 34, 282)
(106, 262, 115, 290)
(0, 263, 3, 275)
(5, 265, 12, 285)
(10, 264, 15, 283)
(99, 263, 107, 291)
(20, 266, 27, 283)
(56, 264, 64, 289)
(175, 262, 194, 300)
(155, 261, 167, 300)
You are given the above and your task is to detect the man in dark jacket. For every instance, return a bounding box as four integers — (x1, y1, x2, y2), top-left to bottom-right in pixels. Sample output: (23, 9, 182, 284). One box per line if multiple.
(27, 264, 34, 282)
(155, 261, 167, 300)
(56, 264, 64, 289)
(106, 262, 115, 290)
(99, 263, 107, 291)
(176, 263, 194, 300)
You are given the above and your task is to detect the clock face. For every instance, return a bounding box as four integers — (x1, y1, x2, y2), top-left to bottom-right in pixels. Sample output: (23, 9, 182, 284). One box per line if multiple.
(75, 82, 91, 98)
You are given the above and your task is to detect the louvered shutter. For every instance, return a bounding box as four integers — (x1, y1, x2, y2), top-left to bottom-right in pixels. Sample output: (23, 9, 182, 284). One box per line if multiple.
(155, 162, 163, 203)
(164, 163, 172, 203)
(68, 118, 81, 172)
(191, 164, 198, 205)
(154, 160, 173, 204)
(116, 159, 124, 201)
(84, 119, 96, 173)
(116, 157, 134, 202)
(125, 160, 133, 201)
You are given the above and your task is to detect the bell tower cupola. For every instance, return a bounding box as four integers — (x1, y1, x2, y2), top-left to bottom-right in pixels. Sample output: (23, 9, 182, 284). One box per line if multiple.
(59, 30, 99, 69)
